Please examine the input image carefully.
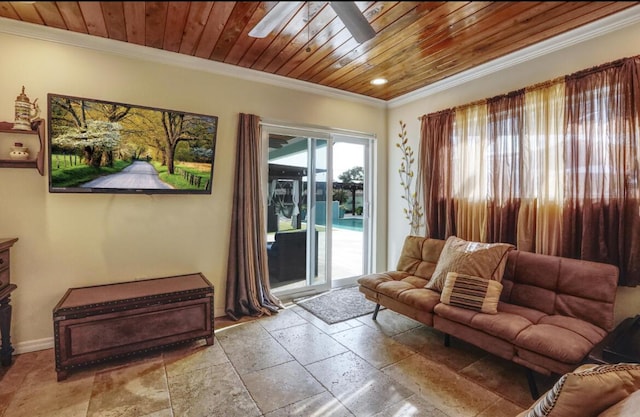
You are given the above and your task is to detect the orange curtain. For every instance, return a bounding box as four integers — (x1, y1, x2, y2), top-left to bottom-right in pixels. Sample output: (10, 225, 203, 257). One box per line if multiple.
(225, 113, 283, 320)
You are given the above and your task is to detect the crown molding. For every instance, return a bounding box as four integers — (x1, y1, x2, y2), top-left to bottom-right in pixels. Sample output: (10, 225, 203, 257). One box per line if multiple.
(388, 5, 640, 108)
(0, 16, 387, 109)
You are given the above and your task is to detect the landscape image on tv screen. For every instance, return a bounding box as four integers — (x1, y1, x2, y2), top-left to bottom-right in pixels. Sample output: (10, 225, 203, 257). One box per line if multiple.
(48, 93, 218, 194)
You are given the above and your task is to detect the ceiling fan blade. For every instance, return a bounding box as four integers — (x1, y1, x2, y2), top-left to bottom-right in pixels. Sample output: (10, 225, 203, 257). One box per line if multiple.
(249, 2, 302, 38)
(329, 2, 376, 44)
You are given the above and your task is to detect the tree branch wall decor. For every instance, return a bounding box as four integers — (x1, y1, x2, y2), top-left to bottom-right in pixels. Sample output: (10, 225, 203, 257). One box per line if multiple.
(396, 120, 424, 235)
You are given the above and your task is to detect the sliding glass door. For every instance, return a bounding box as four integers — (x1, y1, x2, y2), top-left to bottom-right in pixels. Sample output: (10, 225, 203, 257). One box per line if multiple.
(330, 136, 372, 288)
(263, 123, 373, 300)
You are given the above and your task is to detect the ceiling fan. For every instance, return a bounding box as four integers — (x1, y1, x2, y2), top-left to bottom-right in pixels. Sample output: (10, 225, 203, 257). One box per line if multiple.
(249, 2, 376, 44)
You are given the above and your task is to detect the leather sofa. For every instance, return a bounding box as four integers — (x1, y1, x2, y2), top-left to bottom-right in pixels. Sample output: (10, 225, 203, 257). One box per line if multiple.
(358, 235, 619, 398)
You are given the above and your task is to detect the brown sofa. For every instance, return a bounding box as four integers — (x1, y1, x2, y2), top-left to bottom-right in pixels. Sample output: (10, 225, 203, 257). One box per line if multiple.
(358, 235, 619, 398)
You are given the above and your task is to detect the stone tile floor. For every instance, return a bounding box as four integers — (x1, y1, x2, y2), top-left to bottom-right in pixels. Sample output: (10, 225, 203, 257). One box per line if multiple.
(0, 304, 557, 417)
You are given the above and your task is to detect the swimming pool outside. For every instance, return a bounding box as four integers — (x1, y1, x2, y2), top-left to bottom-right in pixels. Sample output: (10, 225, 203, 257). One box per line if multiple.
(332, 216, 363, 231)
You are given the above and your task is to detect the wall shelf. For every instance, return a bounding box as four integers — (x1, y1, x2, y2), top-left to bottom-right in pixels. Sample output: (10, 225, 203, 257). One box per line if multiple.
(0, 119, 45, 175)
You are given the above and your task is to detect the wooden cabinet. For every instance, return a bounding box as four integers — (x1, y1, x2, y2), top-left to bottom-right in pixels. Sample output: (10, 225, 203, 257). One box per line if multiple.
(0, 119, 45, 175)
(53, 273, 214, 381)
(0, 238, 18, 367)
(0, 238, 18, 292)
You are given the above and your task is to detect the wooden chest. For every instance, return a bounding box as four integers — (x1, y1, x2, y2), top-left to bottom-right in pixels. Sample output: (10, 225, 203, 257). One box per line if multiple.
(53, 273, 214, 381)
(0, 238, 18, 292)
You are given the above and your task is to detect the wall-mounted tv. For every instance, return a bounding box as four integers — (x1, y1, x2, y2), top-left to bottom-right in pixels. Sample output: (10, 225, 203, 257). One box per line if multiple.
(47, 93, 218, 195)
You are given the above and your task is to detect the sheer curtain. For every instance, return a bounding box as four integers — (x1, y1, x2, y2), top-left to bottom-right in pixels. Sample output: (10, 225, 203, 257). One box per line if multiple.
(486, 91, 524, 245)
(418, 56, 640, 286)
(561, 58, 640, 286)
(519, 80, 565, 254)
(453, 104, 489, 242)
(225, 113, 283, 320)
(419, 109, 455, 239)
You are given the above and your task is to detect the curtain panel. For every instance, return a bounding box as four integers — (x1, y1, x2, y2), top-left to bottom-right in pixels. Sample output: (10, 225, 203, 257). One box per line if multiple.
(225, 113, 283, 320)
(419, 56, 640, 286)
(419, 109, 455, 239)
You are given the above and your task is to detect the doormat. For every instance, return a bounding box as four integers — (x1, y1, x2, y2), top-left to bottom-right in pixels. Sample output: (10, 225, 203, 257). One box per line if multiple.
(295, 286, 382, 324)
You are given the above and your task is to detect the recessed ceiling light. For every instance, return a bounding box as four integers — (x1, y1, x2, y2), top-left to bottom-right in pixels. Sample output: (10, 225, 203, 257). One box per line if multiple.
(370, 78, 388, 85)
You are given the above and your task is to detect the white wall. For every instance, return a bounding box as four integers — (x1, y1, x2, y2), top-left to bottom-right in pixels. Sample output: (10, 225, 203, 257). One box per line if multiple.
(386, 18, 640, 326)
(0, 29, 387, 351)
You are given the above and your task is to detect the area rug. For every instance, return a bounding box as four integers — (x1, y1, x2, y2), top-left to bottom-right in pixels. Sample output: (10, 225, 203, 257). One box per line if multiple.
(295, 286, 381, 324)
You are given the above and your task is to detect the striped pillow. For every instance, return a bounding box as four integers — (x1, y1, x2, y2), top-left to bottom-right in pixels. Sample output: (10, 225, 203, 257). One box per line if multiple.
(440, 272, 503, 314)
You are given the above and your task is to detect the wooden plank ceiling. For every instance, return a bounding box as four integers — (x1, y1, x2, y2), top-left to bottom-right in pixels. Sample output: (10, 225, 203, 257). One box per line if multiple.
(1, 1, 638, 101)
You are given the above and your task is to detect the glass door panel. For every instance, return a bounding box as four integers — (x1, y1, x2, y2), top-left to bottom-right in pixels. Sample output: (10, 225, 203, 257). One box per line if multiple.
(331, 138, 372, 287)
(266, 131, 329, 298)
(263, 124, 373, 299)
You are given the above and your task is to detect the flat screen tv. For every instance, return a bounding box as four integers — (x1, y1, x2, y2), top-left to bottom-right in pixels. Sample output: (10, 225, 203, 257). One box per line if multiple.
(47, 93, 218, 194)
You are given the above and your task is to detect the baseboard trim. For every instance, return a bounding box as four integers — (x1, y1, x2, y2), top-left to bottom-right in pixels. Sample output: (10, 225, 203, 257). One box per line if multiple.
(14, 337, 54, 354)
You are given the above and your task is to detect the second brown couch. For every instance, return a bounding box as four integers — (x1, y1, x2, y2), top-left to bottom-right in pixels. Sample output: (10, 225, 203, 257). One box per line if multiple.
(358, 235, 619, 398)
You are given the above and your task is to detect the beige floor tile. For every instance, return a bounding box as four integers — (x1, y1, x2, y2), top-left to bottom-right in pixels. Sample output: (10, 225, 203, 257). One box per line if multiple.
(475, 397, 525, 417)
(371, 394, 450, 417)
(219, 330, 294, 375)
(168, 361, 260, 417)
(214, 319, 271, 342)
(241, 360, 326, 414)
(264, 391, 355, 417)
(306, 351, 414, 416)
(258, 307, 309, 332)
(458, 354, 536, 409)
(270, 322, 349, 365)
(290, 305, 364, 335)
(140, 409, 174, 417)
(393, 326, 488, 372)
(3, 373, 93, 417)
(163, 339, 228, 377)
(383, 353, 501, 417)
(86, 358, 170, 417)
(330, 322, 415, 368)
(0, 350, 42, 395)
(356, 308, 422, 336)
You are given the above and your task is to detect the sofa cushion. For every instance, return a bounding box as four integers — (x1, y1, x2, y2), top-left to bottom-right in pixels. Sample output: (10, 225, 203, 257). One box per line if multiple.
(440, 272, 503, 314)
(434, 302, 536, 342)
(358, 271, 415, 291)
(514, 321, 602, 364)
(426, 236, 514, 292)
(502, 250, 618, 331)
(397, 287, 442, 312)
(396, 236, 446, 279)
(517, 363, 640, 417)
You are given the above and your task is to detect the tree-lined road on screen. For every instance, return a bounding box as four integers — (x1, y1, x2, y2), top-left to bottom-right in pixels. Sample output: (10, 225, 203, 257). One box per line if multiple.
(80, 161, 172, 189)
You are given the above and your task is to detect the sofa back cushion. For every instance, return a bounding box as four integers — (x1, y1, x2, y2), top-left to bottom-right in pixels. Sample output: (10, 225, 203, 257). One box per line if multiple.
(501, 250, 619, 331)
(396, 236, 445, 280)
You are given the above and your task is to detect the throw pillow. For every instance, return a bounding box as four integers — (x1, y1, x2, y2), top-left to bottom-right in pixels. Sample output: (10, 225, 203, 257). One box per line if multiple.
(425, 236, 514, 292)
(519, 363, 640, 417)
(440, 272, 503, 314)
